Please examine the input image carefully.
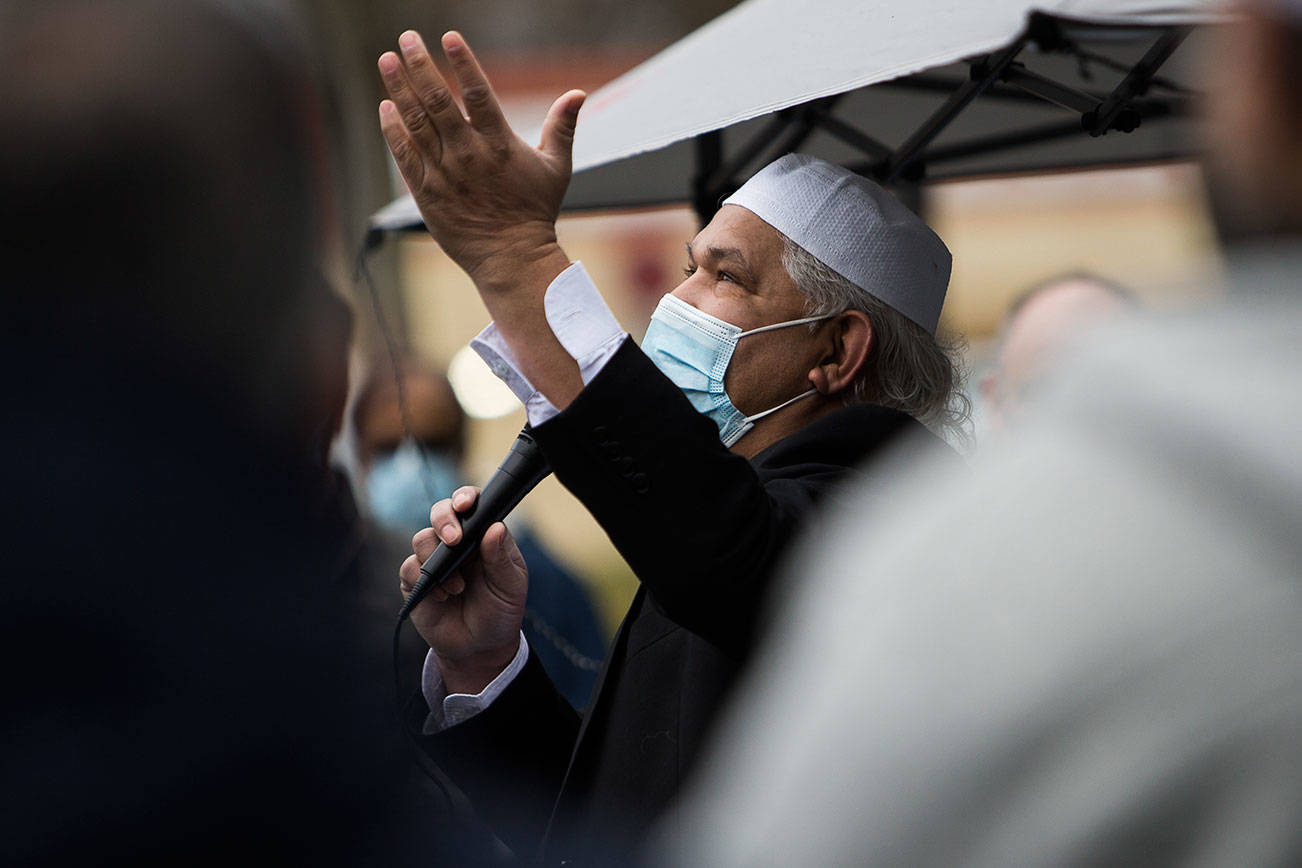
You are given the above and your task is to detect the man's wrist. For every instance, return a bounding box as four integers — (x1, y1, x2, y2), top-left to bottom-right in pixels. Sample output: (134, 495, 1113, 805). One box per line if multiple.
(438, 641, 521, 696)
(468, 228, 569, 295)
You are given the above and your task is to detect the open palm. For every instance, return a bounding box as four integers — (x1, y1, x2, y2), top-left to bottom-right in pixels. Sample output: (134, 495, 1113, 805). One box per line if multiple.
(377, 29, 585, 289)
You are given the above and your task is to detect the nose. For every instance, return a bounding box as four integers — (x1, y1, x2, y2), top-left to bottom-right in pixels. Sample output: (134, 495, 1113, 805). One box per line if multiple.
(667, 271, 707, 308)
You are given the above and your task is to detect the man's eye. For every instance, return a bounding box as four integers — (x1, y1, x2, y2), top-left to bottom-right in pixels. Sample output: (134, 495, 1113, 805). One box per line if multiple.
(717, 270, 735, 283)
(683, 264, 697, 277)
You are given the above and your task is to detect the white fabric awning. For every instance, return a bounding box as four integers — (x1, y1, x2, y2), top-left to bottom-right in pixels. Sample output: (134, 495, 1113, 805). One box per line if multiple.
(557, 0, 1219, 174)
(372, 0, 1224, 231)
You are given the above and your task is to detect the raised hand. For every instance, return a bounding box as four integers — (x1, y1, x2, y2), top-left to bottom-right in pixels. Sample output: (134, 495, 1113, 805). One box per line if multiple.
(399, 485, 529, 696)
(377, 30, 585, 292)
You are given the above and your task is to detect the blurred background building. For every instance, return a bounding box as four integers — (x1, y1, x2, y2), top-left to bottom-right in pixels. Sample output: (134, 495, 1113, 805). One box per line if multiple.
(305, 0, 1223, 633)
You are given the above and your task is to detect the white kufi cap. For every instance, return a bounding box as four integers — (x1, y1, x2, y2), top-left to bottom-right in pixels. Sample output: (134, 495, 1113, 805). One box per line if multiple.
(723, 154, 951, 335)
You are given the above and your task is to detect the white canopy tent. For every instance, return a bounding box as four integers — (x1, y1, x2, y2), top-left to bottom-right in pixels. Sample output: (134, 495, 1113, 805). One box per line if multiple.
(371, 0, 1224, 232)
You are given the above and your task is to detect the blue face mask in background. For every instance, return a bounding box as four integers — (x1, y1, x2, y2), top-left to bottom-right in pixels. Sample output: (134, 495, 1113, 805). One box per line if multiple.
(365, 439, 462, 537)
(640, 293, 832, 447)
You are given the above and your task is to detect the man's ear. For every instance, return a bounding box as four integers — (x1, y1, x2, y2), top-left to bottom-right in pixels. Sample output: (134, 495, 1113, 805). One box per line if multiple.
(808, 310, 872, 397)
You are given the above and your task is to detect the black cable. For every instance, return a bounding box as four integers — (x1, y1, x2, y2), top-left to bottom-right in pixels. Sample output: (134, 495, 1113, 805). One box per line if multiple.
(356, 233, 457, 809)
(391, 613, 457, 812)
(354, 236, 444, 506)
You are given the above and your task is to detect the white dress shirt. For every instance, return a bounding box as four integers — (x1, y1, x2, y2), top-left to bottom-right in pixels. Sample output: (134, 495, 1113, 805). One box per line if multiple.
(470, 261, 628, 427)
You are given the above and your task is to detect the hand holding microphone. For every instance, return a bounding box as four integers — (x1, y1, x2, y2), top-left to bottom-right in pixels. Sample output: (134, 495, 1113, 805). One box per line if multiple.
(397, 428, 549, 696)
(399, 488, 530, 695)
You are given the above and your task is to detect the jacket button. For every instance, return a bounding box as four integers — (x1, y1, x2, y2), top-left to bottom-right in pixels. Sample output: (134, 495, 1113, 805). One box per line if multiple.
(632, 472, 650, 493)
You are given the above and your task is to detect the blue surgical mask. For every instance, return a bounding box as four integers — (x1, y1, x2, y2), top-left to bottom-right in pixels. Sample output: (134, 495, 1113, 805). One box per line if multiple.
(365, 439, 462, 536)
(641, 293, 832, 447)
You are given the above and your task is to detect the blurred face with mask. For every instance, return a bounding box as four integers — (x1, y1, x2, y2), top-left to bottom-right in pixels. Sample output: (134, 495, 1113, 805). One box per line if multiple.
(354, 365, 466, 537)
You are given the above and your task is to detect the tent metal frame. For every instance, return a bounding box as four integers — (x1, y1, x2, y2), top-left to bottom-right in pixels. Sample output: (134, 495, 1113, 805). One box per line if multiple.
(690, 12, 1195, 222)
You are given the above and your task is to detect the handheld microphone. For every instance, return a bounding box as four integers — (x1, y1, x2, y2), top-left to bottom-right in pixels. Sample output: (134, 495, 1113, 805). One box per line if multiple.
(398, 427, 551, 621)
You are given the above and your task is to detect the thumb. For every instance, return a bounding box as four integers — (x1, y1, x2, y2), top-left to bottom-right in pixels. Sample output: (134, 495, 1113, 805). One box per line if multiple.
(482, 523, 527, 588)
(539, 89, 586, 163)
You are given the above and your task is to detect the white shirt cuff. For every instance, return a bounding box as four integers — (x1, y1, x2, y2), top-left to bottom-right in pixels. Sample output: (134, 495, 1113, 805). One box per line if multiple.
(420, 632, 530, 733)
(470, 261, 628, 426)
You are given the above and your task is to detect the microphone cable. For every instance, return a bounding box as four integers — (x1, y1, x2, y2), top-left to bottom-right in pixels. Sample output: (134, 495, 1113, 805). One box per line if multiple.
(357, 234, 459, 810)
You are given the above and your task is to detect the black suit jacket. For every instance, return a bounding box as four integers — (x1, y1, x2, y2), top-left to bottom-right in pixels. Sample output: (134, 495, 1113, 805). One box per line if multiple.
(416, 340, 953, 864)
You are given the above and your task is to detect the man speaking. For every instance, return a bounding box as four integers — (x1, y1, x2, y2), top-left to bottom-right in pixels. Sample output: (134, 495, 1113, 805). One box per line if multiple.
(379, 30, 966, 863)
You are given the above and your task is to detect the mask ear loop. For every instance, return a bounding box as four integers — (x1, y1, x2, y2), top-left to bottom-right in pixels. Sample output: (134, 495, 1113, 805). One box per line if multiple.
(737, 312, 835, 338)
(732, 313, 835, 424)
(742, 386, 819, 424)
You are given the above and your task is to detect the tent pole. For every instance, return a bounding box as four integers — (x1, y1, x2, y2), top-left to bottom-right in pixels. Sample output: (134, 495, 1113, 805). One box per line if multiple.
(692, 130, 724, 225)
(1000, 64, 1103, 114)
(701, 110, 803, 199)
(883, 35, 1029, 184)
(1085, 27, 1191, 136)
(698, 94, 847, 213)
(817, 115, 893, 163)
(881, 73, 1052, 106)
(922, 119, 1088, 165)
(760, 96, 841, 163)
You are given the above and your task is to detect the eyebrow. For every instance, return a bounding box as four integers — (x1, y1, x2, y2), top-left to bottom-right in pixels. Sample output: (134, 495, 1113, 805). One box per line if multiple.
(685, 242, 757, 282)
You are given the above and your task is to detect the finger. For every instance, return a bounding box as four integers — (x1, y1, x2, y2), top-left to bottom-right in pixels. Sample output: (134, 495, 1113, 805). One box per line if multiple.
(443, 575, 466, 596)
(378, 51, 441, 157)
(430, 586, 449, 603)
(452, 485, 481, 512)
(413, 527, 441, 562)
(539, 89, 586, 164)
(378, 100, 425, 188)
(440, 31, 509, 137)
(397, 31, 469, 145)
(482, 522, 526, 575)
(399, 554, 421, 592)
(501, 527, 529, 575)
(429, 498, 463, 546)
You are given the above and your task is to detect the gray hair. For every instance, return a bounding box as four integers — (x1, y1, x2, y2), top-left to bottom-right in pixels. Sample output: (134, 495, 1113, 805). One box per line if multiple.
(781, 236, 972, 443)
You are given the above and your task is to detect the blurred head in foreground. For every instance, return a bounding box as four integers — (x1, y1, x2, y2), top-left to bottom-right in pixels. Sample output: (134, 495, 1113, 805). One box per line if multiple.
(1, 0, 344, 459)
(980, 274, 1134, 432)
(0, 2, 426, 864)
